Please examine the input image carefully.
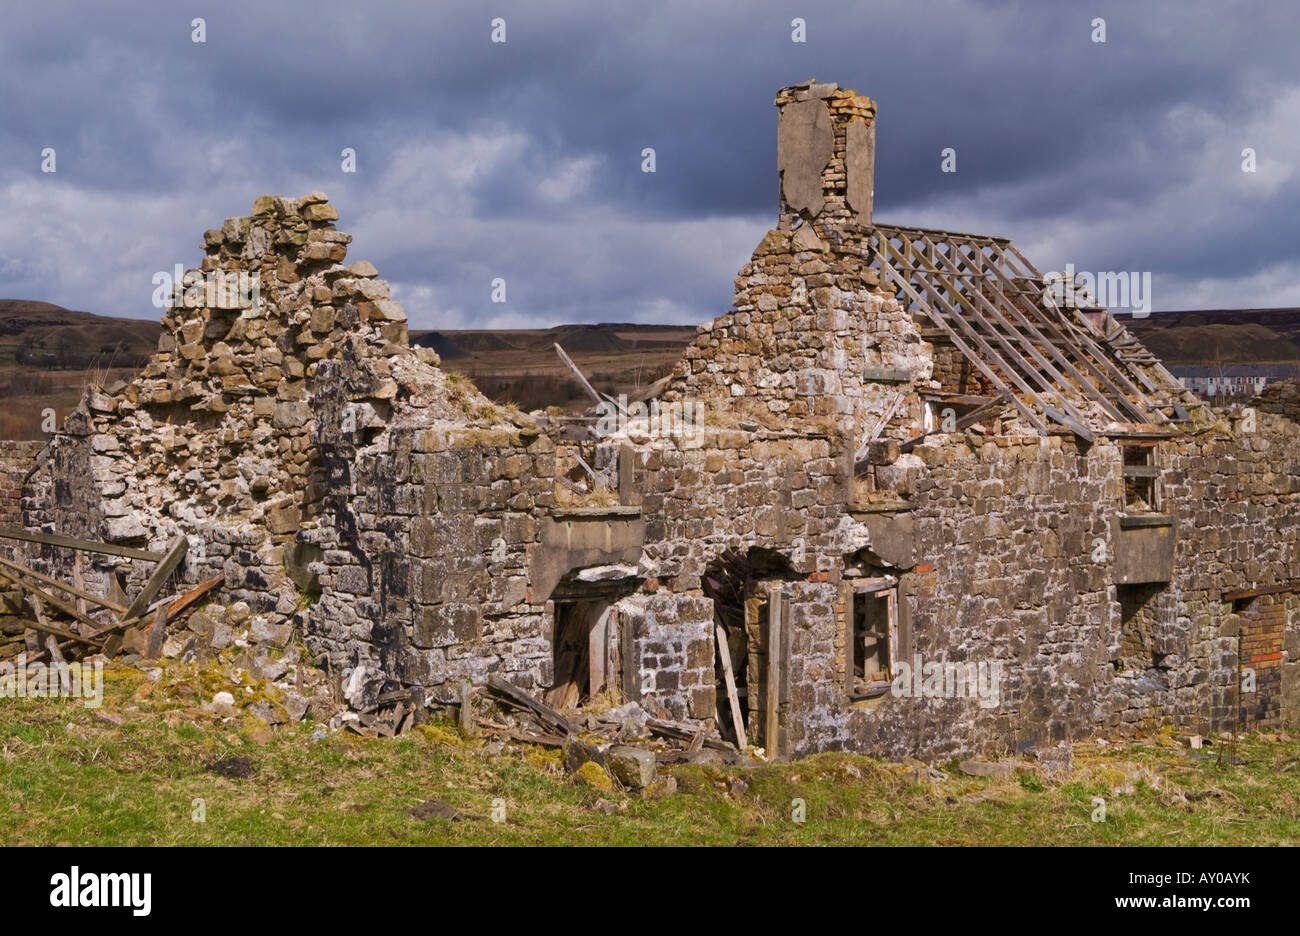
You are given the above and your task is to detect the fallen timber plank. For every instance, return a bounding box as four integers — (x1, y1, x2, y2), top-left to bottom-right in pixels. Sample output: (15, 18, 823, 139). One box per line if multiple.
(144, 604, 169, 659)
(85, 574, 223, 643)
(0, 553, 128, 614)
(716, 622, 748, 750)
(14, 587, 103, 647)
(0, 566, 108, 645)
(645, 716, 734, 753)
(479, 722, 567, 749)
(122, 535, 190, 622)
(0, 526, 166, 562)
(486, 675, 575, 736)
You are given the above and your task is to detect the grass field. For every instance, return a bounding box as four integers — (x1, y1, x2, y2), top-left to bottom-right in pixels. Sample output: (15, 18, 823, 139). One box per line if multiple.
(1, 661, 1296, 846)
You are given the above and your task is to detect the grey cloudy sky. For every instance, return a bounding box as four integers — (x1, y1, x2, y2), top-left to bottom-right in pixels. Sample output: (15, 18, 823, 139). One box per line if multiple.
(1, 0, 1297, 329)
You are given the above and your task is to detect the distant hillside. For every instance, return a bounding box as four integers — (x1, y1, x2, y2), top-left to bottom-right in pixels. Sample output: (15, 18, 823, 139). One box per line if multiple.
(1118, 308, 1300, 366)
(0, 301, 159, 439)
(0, 300, 159, 368)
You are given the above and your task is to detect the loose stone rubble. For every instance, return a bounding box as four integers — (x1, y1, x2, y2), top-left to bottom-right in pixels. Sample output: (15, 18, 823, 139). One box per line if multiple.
(1, 80, 1297, 762)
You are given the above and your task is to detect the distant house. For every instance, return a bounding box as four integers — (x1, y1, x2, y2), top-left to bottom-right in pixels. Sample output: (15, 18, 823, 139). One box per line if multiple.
(1169, 364, 1298, 399)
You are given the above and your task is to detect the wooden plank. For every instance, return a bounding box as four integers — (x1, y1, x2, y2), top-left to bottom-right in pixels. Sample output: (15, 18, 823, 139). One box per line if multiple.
(144, 603, 168, 659)
(486, 675, 575, 736)
(765, 589, 783, 759)
(0, 526, 166, 562)
(160, 573, 223, 621)
(122, 535, 189, 621)
(854, 391, 905, 464)
(73, 553, 87, 620)
(1003, 285, 1152, 424)
(1223, 580, 1300, 602)
(872, 222, 1012, 247)
(459, 681, 478, 738)
(84, 574, 223, 643)
(886, 589, 899, 675)
(13, 583, 103, 647)
(902, 397, 1009, 454)
(715, 622, 747, 750)
(888, 243, 1055, 430)
(553, 343, 603, 408)
(987, 244, 1165, 423)
(644, 716, 732, 752)
(921, 393, 995, 407)
(0, 565, 108, 642)
(842, 584, 856, 701)
(0, 553, 128, 614)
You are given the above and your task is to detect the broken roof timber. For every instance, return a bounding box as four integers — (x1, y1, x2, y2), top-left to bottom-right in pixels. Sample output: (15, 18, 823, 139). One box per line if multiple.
(867, 223, 1190, 440)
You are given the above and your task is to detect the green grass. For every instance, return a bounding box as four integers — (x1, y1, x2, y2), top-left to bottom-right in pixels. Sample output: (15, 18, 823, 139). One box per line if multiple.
(1, 663, 1297, 845)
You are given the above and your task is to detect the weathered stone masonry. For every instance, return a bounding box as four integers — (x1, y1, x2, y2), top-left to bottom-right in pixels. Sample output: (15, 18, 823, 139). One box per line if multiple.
(7, 80, 1298, 761)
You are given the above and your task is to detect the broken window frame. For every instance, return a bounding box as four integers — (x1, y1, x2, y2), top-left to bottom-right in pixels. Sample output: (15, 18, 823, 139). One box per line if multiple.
(1120, 440, 1161, 514)
(845, 577, 898, 701)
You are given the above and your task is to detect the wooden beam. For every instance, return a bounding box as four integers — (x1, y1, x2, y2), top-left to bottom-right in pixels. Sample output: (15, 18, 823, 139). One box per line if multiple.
(900, 400, 1007, 454)
(10, 581, 104, 647)
(921, 393, 995, 407)
(552, 343, 603, 408)
(0, 566, 108, 642)
(144, 603, 168, 659)
(875, 239, 1045, 432)
(934, 235, 1131, 425)
(765, 589, 784, 760)
(0, 553, 127, 614)
(122, 535, 189, 621)
(879, 237, 1048, 432)
(987, 243, 1165, 424)
(85, 574, 223, 642)
(1223, 580, 1300, 602)
(486, 675, 575, 737)
(715, 622, 747, 750)
(0, 526, 166, 562)
(912, 234, 1094, 441)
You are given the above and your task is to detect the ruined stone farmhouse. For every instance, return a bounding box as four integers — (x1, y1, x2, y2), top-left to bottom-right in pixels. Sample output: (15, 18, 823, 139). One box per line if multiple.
(3, 80, 1298, 761)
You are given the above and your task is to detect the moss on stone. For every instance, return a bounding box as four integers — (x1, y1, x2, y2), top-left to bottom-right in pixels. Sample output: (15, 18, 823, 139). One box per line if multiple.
(573, 759, 613, 792)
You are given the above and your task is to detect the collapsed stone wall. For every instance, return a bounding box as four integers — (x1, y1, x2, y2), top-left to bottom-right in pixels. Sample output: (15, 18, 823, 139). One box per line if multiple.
(20, 192, 514, 666)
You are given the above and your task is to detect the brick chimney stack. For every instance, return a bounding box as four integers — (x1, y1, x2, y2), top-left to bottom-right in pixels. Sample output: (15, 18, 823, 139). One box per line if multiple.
(774, 81, 876, 235)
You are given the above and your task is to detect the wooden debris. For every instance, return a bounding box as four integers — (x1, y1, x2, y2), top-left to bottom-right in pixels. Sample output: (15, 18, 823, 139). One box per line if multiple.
(486, 675, 575, 736)
(0, 553, 126, 614)
(0, 525, 165, 562)
(645, 716, 733, 752)
(123, 535, 189, 621)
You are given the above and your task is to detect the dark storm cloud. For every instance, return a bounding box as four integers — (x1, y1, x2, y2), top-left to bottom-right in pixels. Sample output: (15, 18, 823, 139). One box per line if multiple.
(2, 0, 1298, 327)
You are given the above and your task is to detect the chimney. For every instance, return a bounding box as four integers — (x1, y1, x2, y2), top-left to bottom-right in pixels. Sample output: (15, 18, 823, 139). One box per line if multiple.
(774, 81, 876, 235)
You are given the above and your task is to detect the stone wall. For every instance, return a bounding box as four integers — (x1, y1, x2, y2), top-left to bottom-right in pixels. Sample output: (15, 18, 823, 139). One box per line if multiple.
(1254, 377, 1300, 421)
(0, 441, 42, 531)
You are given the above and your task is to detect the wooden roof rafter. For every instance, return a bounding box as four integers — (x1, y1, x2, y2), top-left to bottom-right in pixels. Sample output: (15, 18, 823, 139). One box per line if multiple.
(866, 223, 1191, 439)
